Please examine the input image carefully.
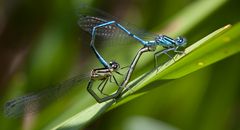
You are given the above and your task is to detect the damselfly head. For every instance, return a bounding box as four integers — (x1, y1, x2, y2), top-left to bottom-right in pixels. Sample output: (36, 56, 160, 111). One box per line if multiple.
(109, 61, 120, 70)
(175, 36, 187, 47)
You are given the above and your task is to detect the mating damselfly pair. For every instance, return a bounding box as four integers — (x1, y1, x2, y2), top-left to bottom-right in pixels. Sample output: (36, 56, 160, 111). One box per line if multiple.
(3, 5, 187, 118)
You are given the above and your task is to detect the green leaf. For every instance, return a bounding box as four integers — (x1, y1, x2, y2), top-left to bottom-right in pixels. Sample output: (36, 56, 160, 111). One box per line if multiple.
(119, 23, 240, 101)
(48, 101, 114, 130)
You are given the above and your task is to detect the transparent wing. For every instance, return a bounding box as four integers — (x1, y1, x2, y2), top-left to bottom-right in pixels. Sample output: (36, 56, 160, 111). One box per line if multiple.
(4, 74, 89, 118)
(78, 15, 127, 39)
(4, 66, 129, 118)
(77, 5, 155, 43)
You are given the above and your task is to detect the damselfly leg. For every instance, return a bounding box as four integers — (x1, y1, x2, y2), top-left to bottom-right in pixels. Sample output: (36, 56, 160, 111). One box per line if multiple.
(87, 61, 130, 102)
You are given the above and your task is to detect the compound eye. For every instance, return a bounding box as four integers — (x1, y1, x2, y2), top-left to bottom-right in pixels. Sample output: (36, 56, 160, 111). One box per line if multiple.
(113, 63, 119, 69)
(176, 37, 187, 46)
(113, 65, 117, 69)
(109, 61, 120, 69)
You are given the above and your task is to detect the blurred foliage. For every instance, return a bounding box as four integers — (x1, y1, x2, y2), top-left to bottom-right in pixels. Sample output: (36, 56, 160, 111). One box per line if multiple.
(0, 0, 240, 130)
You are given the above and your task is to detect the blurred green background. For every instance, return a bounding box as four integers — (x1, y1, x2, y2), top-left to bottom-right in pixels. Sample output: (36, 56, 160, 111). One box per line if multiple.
(0, 0, 240, 130)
